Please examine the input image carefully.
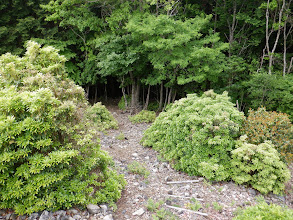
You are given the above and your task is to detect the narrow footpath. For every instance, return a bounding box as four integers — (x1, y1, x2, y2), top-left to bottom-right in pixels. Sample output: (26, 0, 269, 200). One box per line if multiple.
(100, 106, 293, 220)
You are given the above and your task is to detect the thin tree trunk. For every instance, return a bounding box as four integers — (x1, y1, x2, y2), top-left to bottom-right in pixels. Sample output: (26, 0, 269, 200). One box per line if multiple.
(143, 85, 151, 110)
(167, 87, 172, 105)
(85, 85, 90, 99)
(288, 57, 293, 74)
(163, 87, 169, 111)
(158, 82, 164, 111)
(94, 85, 98, 103)
(172, 90, 177, 103)
(104, 84, 107, 102)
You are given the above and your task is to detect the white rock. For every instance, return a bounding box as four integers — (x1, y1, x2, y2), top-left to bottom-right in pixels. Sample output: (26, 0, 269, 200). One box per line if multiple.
(103, 214, 113, 220)
(100, 205, 108, 214)
(87, 204, 100, 214)
(132, 208, 145, 216)
(132, 153, 138, 157)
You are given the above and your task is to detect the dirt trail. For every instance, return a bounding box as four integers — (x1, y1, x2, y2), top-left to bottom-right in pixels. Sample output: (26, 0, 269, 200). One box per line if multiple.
(100, 105, 293, 220)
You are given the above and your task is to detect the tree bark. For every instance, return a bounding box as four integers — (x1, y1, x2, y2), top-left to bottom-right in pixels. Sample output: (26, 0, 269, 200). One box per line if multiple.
(163, 87, 169, 111)
(158, 82, 164, 111)
(143, 85, 151, 110)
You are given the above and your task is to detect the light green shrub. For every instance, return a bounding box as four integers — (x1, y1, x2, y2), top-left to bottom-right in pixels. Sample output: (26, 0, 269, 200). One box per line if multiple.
(233, 202, 293, 220)
(128, 161, 150, 178)
(129, 110, 156, 124)
(231, 136, 291, 194)
(0, 41, 126, 215)
(86, 102, 118, 131)
(141, 90, 244, 181)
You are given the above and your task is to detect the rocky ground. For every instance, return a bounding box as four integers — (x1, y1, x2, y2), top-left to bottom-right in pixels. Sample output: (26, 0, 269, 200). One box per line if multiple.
(99, 105, 293, 220)
(1, 104, 293, 220)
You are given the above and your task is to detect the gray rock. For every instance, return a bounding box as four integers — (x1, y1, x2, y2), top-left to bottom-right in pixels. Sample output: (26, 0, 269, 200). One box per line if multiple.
(72, 215, 82, 220)
(103, 214, 113, 220)
(60, 216, 71, 220)
(100, 205, 108, 215)
(18, 215, 27, 220)
(39, 211, 52, 220)
(68, 209, 79, 215)
(28, 213, 39, 220)
(132, 208, 145, 216)
(54, 210, 66, 218)
(5, 214, 11, 220)
(248, 188, 257, 196)
(9, 214, 17, 220)
(87, 204, 100, 214)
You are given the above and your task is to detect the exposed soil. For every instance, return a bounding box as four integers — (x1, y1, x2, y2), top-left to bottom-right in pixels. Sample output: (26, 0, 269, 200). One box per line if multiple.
(100, 104, 293, 220)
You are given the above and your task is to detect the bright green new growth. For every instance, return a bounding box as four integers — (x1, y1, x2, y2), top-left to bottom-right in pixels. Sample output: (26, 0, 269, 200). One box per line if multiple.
(142, 90, 244, 181)
(0, 41, 126, 215)
(86, 102, 118, 131)
(128, 161, 150, 178)
(118, 95, 131, 110)
(129, 110, 156, 124)
(231, 136, 291, 195)
(233, 202, 293, 220)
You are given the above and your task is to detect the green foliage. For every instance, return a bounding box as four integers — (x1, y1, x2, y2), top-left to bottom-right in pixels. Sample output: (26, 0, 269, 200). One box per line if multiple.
(128, 161, 150, 178)
(147, 101, 159, 111)
(129, 110, 156, 124)
(146, 198, 164, 212)
(146, 199, 178, 220)
(86, 102, 118, 131)
(212, 202, 223, 212)
(233, 202, 293, 220)
(115, 132, 125, 141)
(231, 136, 291, 195)
(186, 198, 202, 211)
(242, 107, 293, 162)
(142, 90, 244, 181)
(0, 42, 126, 215)
(245, 73, 293, 119)
(153, 208, 179, 220)
(118, 95, 131, 110)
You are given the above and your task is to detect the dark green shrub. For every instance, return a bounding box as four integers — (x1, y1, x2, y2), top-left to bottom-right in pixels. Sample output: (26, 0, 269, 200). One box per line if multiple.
(231, 136, 290, 194)
(242, 107, 293, 162)
(129, 110, 156, 124)
(118, 95, 130, 110)
(245, 73, 293, 120)
(233, 202, 293, 220)
(0, 41, 126, 215)
(141, 90, 244, 181)
(86, 102, 118, 131)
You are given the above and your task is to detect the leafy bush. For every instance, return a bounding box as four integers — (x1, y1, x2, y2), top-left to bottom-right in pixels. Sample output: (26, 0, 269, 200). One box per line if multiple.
(118, 95, 130, 110)
(231, 136, 291, 194)
(86, 102, 118, 131)
(245, 73, 293, 120)
(129, 110, 156, 124)
(233, 202, 293, 220)
(147, 101, 159, 111)
(0, 41, 126, 215)
(242, 107, 293, 162)
(142, 90, 244, 181)
(128, 161, 150, 178)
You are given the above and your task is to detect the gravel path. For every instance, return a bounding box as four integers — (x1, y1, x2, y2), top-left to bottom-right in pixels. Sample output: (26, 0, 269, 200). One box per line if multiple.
(100, 106, 293, 220)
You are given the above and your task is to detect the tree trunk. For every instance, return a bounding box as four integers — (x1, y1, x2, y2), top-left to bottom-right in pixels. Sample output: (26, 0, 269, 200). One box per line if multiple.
(130, 72, 140, 110)
(85, 85, 90, 99)
(143, 85, 151, 110)
(163, 87, 169, 111)
(167, 87, 172, 105)
(94, 85, 98, 103)
(158, 82, 164, 111)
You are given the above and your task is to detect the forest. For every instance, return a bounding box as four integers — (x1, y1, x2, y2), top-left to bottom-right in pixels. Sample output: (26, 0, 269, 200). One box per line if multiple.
(1, 0, 292, 114)
(1, 0, 293, 219)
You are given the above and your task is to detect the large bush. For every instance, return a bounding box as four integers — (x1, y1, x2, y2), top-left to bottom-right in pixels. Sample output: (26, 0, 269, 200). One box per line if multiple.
(86, 102, 118, 131)
(141, 90, 244, 181)
(233, 202, 293, 220)
(129, 110, 156, 124)
(0, 41, 125, 215)
(231, 136, 290, 194)
(242, 107, 293, 162)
